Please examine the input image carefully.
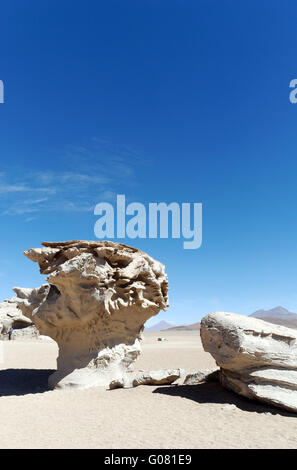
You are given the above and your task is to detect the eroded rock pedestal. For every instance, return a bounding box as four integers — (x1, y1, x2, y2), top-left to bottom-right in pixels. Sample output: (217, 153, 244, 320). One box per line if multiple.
(15, 240, 169, 389)
(200, 311, 297, 413)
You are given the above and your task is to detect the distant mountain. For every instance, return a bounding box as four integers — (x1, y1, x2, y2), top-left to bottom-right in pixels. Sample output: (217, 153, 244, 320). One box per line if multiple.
(147, 306, 297, 333)
(145, 320, 176, 332)
(249, 306, 297, 329)
(250, 306, 297, 319)
(164, 322, 200, 331)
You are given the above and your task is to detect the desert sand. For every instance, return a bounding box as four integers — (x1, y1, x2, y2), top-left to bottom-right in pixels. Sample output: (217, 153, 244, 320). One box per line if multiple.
(1, 331, 297, 449)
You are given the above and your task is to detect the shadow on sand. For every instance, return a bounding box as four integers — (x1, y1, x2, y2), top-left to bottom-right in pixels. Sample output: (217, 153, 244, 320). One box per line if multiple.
(0, 369, 55, 396)
(153, 381, 296, 417)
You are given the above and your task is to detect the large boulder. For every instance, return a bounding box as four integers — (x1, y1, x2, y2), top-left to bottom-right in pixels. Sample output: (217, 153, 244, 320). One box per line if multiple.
(200, 311, 297, 413)
(15, 240, 169, 390)
(0, 296, 35, 338)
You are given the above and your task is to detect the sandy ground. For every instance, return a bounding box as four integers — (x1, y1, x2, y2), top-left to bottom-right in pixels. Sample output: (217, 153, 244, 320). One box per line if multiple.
(1, 331, 297, 449)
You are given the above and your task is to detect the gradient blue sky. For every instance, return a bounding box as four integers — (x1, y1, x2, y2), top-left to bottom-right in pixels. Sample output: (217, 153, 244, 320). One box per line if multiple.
(0, 0, 297, 326)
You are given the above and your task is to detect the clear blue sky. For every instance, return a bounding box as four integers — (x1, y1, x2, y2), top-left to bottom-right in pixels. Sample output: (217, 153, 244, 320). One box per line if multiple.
(0, 0, 297, 326)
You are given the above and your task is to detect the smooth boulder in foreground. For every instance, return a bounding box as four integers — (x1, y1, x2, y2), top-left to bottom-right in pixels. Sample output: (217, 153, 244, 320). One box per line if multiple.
(200, 311, 297, 413)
